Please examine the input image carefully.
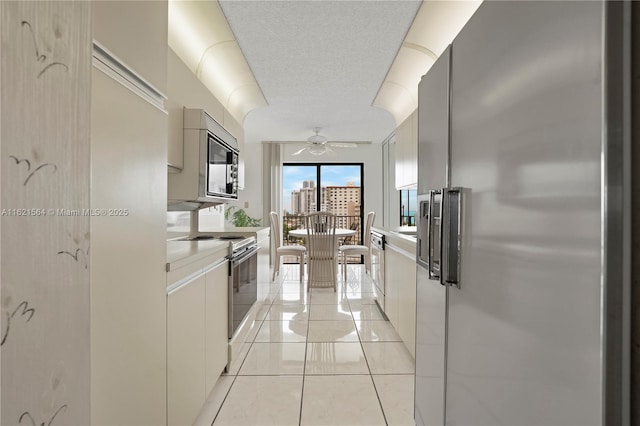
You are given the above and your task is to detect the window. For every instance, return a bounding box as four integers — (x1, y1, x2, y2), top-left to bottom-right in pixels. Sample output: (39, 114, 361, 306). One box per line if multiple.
(283, 164, 363, 217)
(400, 189, 417, 226)
(282, 163, 364, 246)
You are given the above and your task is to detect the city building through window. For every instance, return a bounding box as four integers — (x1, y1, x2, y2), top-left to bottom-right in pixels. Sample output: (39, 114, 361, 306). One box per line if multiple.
(400, 189, 417, 226)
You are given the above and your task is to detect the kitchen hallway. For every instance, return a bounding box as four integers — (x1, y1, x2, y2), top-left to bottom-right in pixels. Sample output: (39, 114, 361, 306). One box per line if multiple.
(195, 264, 416, 426)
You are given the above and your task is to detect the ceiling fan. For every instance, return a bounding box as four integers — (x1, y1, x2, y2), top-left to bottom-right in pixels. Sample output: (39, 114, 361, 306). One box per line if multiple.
(291, 128, 360, 156)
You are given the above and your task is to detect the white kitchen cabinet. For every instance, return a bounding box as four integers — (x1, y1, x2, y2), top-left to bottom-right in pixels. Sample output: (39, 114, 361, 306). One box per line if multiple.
(398, 256, 417, 358)
(384, 244, 400, 332)
(93, 0, 167, 92)
(205, 260, 230, 392)
(167, 275, 206, 426)
(167, 253, 230, 426)
(92, 4, 169, 424)
(383, 241, 417, 358)
(91, 65, 168, 424)
(395, 110, 418, 189)
(167, 48, 226, 171)
(165, 53, 244, 181)
(382, 137, 399, 227)
(256, 229, 271, 303)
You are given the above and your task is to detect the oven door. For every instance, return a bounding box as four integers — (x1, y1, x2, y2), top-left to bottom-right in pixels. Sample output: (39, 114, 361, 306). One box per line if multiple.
(228, 245, 258, 338)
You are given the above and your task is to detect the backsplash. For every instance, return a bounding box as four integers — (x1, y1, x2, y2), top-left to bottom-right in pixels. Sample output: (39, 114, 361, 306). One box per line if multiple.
(167, 205, 225, 233)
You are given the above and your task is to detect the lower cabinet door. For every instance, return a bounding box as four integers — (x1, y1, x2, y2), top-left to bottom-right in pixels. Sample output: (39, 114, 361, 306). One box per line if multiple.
(205, 260, 229, 391)
(398, 261, 417, 358)
(383, 243, 417, 358)
(384, 245, 400, 329)
(167, 275, 206, 426)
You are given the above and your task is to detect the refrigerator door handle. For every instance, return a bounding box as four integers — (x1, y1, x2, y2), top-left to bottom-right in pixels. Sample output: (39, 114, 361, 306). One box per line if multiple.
(417, 199, 429, 270)
(440, 187, 463, 289)
(428, 189, 442, 280)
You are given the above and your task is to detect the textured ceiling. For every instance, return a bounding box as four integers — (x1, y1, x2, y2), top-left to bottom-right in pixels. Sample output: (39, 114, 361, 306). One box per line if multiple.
(219, 0, 421, 144)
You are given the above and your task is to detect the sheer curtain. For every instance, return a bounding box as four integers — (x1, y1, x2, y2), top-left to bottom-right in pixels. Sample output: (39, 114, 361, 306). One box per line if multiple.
(262, 142, 283, 252)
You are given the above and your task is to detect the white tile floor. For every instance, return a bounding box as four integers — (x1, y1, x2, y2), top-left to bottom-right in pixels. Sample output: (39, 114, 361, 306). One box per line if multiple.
(195, 263, 416, 426)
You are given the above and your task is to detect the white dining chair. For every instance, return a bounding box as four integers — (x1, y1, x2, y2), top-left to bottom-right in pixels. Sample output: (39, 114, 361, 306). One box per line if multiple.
(270, 211, 306, 281)
(339, 211, 375, 279)
(305, 212, 338, 291)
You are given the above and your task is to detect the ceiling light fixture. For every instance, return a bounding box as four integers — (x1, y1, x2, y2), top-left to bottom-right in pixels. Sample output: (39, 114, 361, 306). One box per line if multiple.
(308, 145, 329, 156)
(168, 0, 267, 124)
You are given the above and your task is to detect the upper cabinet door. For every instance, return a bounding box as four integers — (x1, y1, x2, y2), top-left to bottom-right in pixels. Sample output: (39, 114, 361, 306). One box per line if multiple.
(93, 1, 168, 93)
(417, 45, 451, 194)
(395, 110, 418, 189)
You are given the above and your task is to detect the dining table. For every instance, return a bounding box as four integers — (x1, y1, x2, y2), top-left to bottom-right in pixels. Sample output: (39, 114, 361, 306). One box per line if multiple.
(288, 228, 357, 240)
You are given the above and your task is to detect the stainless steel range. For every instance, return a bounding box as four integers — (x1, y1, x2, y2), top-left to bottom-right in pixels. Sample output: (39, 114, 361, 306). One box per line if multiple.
(226, 236, 258, 338)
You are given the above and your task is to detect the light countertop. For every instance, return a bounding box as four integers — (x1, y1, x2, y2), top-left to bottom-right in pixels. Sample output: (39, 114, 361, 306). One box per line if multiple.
(166, 227, 269, 273)
(166, 239, 230, 273)
(371, 226, 417, 241)
(371, 226, 417, 257)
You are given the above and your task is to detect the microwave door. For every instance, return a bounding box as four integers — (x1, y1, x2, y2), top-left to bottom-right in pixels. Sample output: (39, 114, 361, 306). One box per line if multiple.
(207, 136, 229, 196)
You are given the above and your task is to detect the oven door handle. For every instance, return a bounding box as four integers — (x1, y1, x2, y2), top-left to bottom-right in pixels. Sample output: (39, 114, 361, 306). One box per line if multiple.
(230, 245, 259, 266)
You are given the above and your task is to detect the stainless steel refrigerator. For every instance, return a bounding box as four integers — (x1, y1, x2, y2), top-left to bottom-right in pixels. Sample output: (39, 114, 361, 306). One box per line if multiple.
(414, 2, 631, 425)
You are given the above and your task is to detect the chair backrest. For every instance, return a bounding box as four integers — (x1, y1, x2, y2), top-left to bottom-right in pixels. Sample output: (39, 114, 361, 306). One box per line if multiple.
(305, 212, 337, 260)
(342, 220, 360, 245)
(363, 211, 376, 249)
(269, 211, 281, 247)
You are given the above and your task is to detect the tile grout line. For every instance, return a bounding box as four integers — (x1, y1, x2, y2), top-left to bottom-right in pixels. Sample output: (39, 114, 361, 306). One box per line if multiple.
(209, 372, 238, 426)
(348, 273, 390, 426)
(298, 280, 312, 426)
(211, 276, 282, 425)
(209, 326, 257, 424)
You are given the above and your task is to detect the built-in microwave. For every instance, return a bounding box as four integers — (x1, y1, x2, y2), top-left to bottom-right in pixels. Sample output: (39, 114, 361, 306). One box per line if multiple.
(168, 108, 239, 209)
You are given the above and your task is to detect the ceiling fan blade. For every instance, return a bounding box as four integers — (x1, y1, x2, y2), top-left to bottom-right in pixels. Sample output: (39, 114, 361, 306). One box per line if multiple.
(291, 147, 308, 156)
(327, 142, 358, 148)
